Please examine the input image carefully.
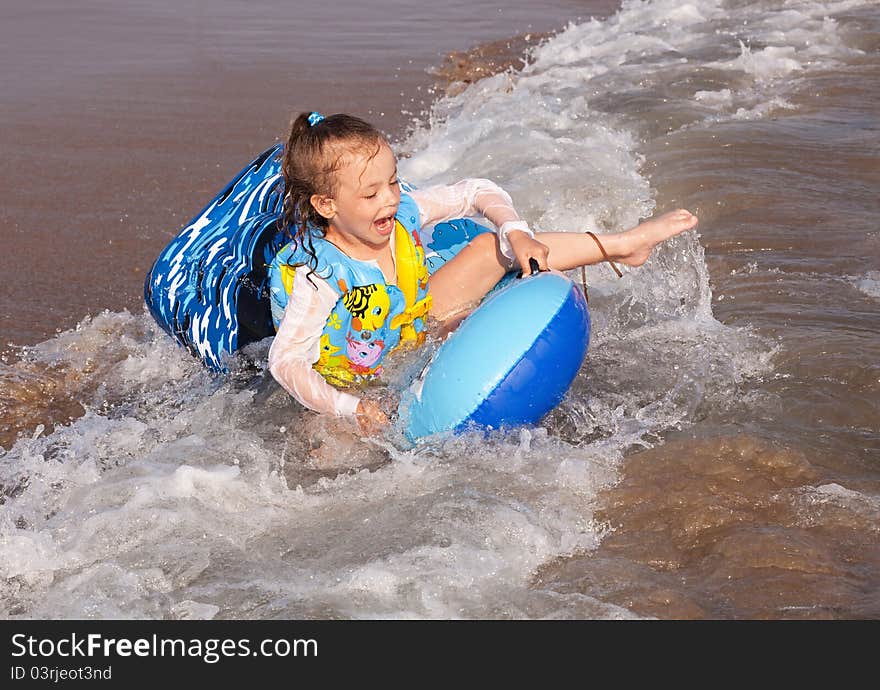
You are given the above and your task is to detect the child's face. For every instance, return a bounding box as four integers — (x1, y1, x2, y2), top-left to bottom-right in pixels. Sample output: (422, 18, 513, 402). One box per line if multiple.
(320, 141, 401, 250)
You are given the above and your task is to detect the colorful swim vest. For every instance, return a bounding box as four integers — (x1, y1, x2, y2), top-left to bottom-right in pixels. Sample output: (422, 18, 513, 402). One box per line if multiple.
(268, 192, 432, 387)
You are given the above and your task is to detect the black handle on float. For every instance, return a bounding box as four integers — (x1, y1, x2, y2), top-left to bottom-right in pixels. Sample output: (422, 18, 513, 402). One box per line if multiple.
(517, 257, 545, 279)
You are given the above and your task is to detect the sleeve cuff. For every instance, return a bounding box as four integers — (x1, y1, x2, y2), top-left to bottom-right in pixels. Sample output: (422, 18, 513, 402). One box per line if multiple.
(336, 392, 362, 418)
(498, 220, 534, 261)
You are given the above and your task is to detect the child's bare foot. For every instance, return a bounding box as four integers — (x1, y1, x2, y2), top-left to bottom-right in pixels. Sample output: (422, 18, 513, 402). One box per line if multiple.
(614, 209, 698, 267)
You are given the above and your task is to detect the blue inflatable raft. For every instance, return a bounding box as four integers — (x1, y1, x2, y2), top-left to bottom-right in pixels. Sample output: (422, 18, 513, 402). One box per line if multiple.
(144, 144, 288, 370)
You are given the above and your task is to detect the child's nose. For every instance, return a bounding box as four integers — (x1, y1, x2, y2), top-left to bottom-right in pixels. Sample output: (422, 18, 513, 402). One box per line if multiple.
(381, 183, 399, 206)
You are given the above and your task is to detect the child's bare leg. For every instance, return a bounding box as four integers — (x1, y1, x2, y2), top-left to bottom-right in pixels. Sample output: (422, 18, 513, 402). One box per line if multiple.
(428, 209, 698, 326)
(539, 209, 699, 271)
(428, 232, 512, 324)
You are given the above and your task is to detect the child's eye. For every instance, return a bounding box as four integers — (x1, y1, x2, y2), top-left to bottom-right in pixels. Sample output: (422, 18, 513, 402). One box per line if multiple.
(365, 193, 377, 199)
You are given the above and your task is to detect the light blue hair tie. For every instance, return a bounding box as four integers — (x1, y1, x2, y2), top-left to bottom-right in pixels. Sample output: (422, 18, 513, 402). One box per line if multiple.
(307, 111, 325, 127)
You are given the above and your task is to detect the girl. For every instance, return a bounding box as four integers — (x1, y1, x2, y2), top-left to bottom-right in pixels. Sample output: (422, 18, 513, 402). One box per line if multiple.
(268, 112, 698, 435)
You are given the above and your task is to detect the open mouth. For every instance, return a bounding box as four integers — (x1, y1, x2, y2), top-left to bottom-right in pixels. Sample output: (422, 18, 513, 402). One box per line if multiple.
(374, 214, 395, 235)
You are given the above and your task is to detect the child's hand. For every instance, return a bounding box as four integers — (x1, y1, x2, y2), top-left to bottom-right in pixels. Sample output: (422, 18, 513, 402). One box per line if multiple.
(508, 230, 550, 274)
(355, 398, 389, 436)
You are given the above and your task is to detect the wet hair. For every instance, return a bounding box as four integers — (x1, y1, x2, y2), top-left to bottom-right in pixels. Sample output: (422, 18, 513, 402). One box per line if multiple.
(279, 112, 387, 287)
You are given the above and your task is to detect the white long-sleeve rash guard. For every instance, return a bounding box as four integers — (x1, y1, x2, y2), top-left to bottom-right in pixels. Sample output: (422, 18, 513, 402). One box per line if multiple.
(267, 178, 532, 418)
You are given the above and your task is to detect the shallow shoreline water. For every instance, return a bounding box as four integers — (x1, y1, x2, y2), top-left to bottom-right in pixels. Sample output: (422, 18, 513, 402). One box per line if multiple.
(2, 0, 878, 619)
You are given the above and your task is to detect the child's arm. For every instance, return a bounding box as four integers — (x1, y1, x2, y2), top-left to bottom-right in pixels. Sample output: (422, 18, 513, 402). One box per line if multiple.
(268, 270, 361, 418)
(409, 178, 535, 260)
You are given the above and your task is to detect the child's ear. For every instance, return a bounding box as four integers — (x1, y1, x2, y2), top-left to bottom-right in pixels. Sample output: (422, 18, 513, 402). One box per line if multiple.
(310, 194, 336, 220)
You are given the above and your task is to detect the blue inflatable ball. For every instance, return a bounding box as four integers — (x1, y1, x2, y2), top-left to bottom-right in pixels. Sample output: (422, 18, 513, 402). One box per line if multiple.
(400, 270, 590, 441)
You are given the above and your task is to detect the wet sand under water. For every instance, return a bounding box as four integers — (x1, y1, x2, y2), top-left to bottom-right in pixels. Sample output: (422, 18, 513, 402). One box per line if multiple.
(537, 434, 880, 618)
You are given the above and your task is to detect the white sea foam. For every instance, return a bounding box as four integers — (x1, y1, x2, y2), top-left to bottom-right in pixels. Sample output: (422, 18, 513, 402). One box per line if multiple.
(792, 483, 880, 531)
(853, 271, 880, 299)
(694, 89, 733, 106)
